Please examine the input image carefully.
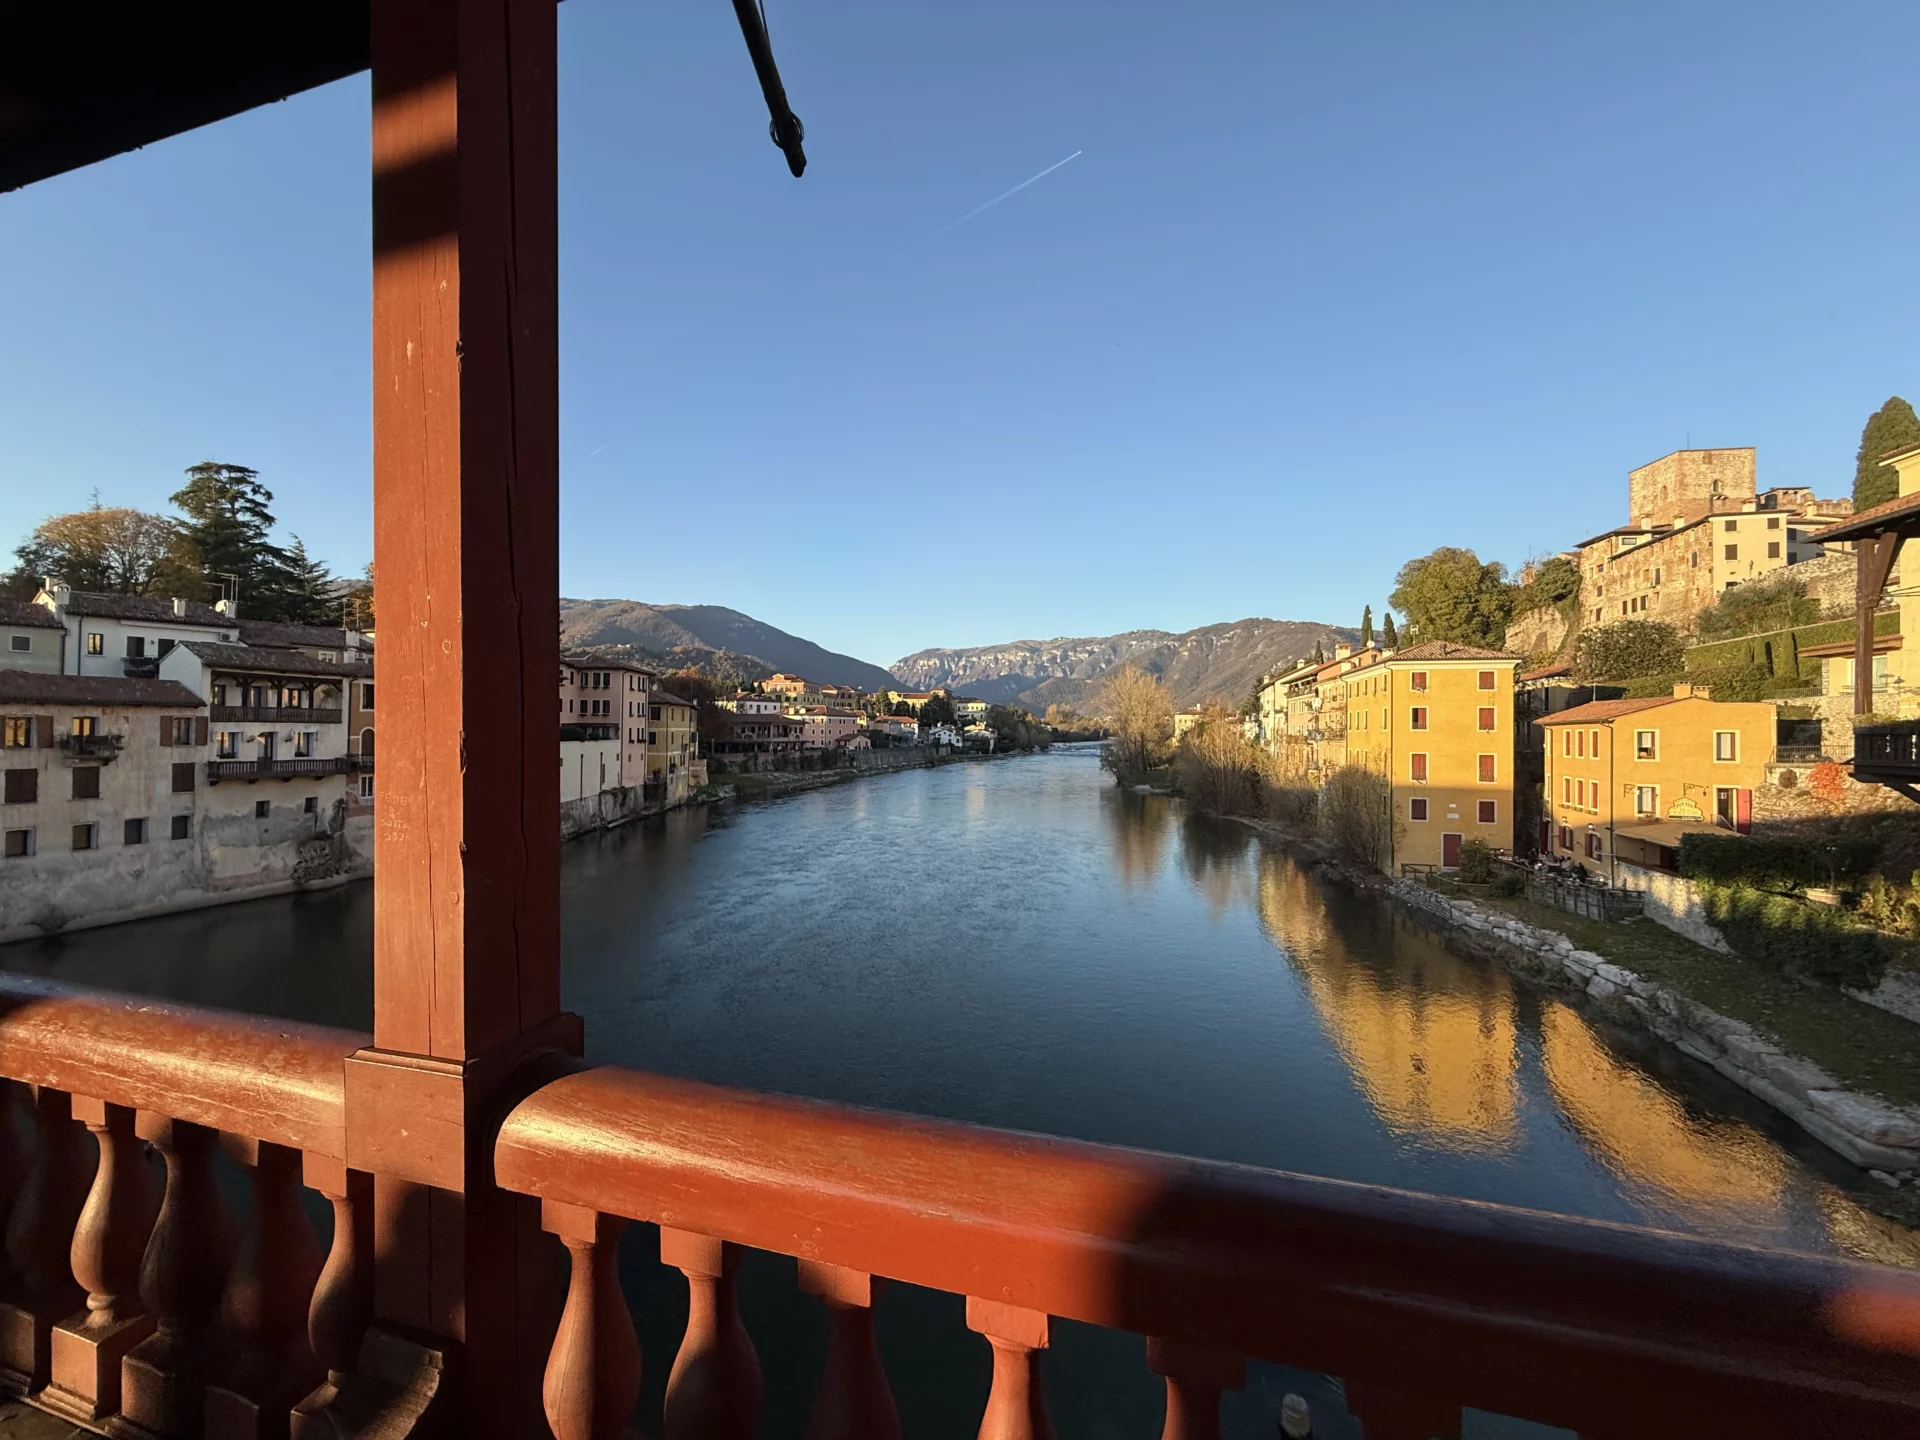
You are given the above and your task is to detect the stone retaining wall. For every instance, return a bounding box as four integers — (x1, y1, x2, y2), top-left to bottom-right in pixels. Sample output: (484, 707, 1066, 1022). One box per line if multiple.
(1382, 877, 1920, 1175)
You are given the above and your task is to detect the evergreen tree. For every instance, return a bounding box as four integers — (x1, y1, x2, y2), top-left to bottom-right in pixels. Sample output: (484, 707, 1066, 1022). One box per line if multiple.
(1312, 640, 1326, 665)
(1388, 546, 1514, 649)
(1360, 605, 1374, 648)
(170, 461, 301, 615)
(1853, 397, 1920, 512)
(1382, 612, 1399, 648)
(277, 537, 339, 625)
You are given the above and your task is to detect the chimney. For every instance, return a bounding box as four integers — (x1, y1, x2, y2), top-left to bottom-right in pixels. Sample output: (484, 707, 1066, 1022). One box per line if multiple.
(1334, 643, 1353, 660)
(172, 597, 188, 617)
(1672, 682, 1710, 699)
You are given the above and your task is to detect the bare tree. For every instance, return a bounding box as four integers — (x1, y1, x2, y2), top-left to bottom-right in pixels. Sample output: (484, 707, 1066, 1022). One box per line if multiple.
(1319, 764, 1398, 872)
(1099, 663, 1174, 784)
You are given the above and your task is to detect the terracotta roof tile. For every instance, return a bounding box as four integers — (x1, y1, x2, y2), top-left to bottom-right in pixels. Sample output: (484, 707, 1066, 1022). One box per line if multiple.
(0, 673, 203, 707)
(1538, 696, 1692, 725)
(0, 599, 64, 631)
(1384, 641, 1520, 662)
(179, 642, 372, 678)
(1808, 491, 1920, 542)
(51, 591, 233, 627)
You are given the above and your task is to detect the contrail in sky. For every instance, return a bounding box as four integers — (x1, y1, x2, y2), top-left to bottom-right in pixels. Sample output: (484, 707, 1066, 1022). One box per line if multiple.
(931, 150, 1083, 237)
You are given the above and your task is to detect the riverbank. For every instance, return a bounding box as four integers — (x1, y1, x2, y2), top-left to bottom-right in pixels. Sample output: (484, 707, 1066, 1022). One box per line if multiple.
(1224, 811, 1920, 1197)
(701, 747, 1020, 805)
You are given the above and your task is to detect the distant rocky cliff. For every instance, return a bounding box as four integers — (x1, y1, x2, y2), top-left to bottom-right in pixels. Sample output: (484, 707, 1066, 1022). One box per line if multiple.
(893, 618, 1359, 712)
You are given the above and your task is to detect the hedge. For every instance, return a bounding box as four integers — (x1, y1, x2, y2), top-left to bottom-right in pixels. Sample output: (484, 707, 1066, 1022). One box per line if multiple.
(1697, 881, 1888, 989)
(1677, 831, 1878, 889)
(1684, 608, 1899, 686)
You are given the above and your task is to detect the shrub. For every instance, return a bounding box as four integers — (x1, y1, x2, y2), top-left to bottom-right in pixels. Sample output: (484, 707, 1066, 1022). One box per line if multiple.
(1698, 882, 1888, 989)
(1678, 832, 1878, 890)
(1491, 869, 1526, 897)
(1573, 621, 1685, 684)
(1319, 765, 1397, 871)
(1694, 574, 1820, 641)
(1457, 838, 1496, 883)
(1685, 660, 1769, 702)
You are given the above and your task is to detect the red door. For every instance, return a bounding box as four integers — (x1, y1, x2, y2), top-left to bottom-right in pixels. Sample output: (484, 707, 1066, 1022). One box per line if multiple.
(1736, 788, 1752, 835)
(1442, 832, 1463, 868)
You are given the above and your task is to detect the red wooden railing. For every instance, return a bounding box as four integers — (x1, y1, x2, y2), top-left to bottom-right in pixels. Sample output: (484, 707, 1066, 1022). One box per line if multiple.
(494, 1066, 1920, 1440)
(0, 976, 1917, 1437)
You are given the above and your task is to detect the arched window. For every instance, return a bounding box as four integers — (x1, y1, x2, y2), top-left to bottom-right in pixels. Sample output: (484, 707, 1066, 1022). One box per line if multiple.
(360, 728, 375, 759)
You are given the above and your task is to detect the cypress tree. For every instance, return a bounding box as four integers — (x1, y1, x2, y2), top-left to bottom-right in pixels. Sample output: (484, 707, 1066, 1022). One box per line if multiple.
(1382, 612, 1399, 648)
(1312, 640, 1326, 665)
(1360, 605, 1374, 648)
(1853, 397, 1920, 512)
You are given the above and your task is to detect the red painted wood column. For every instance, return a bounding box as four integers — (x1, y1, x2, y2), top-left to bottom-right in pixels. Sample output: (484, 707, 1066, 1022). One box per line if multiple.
(312, 0, 579, 1432)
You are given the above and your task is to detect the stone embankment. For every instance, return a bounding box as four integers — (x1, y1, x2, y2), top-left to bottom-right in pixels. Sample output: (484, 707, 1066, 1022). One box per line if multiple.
(1385, 877, 1920, 1176)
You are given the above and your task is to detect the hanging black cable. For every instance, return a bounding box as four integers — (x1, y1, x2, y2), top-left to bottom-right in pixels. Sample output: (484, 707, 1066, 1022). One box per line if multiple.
(730, 0, 806, 177)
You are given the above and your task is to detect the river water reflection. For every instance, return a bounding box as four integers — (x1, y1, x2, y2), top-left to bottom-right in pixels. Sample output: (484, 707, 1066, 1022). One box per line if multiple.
(6, 743, 1912, 1270)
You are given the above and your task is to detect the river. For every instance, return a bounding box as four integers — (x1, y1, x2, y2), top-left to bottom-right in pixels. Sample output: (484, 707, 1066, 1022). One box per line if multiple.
(4, 743, 1913, 1436)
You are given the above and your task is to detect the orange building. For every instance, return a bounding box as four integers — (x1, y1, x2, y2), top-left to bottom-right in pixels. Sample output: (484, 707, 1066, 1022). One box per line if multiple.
(1341, 641, 1520, 871)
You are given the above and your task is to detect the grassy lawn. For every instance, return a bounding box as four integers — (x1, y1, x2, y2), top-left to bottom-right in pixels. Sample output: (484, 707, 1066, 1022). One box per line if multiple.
(1450, 885, 1920, 1109)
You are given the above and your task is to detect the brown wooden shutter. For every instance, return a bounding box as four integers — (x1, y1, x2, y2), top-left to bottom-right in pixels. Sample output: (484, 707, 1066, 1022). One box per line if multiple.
(160, 716, 174, 746)
(38, 716, 53, 748)
(194, 716, 208, 746)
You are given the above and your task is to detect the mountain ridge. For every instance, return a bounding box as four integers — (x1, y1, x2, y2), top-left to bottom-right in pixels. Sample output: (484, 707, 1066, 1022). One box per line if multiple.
(560, 599, 899, 691)
(892, 617, 1361, 712)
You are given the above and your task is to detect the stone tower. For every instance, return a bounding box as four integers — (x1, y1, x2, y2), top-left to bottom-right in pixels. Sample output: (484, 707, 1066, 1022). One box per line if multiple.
(1628, 448, 1756, 529)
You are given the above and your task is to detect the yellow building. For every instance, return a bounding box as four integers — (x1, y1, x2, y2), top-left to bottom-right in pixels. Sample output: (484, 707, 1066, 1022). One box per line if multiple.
(1809, 441, 1920, 718)
(644, 690, 703, 806)
(1340, 641, 1519, 871)
(1539, 684, 1774, 877)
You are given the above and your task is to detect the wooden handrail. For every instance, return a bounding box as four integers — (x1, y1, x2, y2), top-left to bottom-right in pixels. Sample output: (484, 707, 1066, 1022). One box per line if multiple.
(0, 976, 366, 1158)
(496, 1065, 1920, 1437)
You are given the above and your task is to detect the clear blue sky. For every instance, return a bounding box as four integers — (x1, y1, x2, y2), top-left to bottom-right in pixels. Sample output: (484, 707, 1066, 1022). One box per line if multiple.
(3, 1, 1915, 668)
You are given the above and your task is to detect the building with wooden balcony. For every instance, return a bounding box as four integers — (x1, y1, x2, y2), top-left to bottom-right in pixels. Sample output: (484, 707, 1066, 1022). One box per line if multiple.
(560, 652, 656, 790)
(0, 4, 1916, 1438)
(236, 619, 377, 777)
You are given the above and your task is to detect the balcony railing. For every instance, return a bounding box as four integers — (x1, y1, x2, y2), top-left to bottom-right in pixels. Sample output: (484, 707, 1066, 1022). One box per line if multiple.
(54, 733, 125, 762)
(1852, 720, 1920, 791)
(0, 976, 1913, 1439)
(211, 706, 344, 725)
(205, 756, 369, 782)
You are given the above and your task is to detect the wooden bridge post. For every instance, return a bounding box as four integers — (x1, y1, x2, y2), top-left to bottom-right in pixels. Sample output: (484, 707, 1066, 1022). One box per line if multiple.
(310, 0, 577, 1432)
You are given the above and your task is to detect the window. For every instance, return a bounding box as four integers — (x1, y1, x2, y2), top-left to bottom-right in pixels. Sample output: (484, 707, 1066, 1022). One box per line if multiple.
(1561, 730, 1571, 757)
(1409, 753, 1428, 782)
(1767, 516, 1780, 529)
(1477, 670, 1495, 690)
(1589, 728, 1601, 756)
(255, 800, 271, 819)
(170, 814, 192, 841)
(217, 731, 239, 759)
(4, 769, 36, 805)
(1576, 779, 1586, 807)
(71, 766, 100, 800)
(1476, 800, 1497, 824)
(649, 704, 662, 722)
(162, 716, 194, 745)
(2, 718, 29, 748)
(1586, 832, 1602, 860)
(359, 775, 374, 800)
(647, 731, 658, 747)
(125, 636, 146, 658)
(171, 762, 195, 794)
(85, 632, 103, 655)
(1724, 519, 1737, 532)
(4, 829, 32, 858)
(1557, 825, 1573, 851)
(1409, 798, 1428, 821)
(1409, 672, 1428, 692)
(1477, 754, 1496, 783)
(1714, 731, 1737, 762)
(1409, 707, 1428, 730)
(1477, 707, 1496, 731)
(70, 716, 95, 737)
(295, 731, 316, 759)
(1634, 786, 1657, 816)
(361, 683, 375, 710)
(71, 823, 97, 852)
(7, 635, 27, 653)
(124, 817, 147, 845)
(157, 638, 175, 656)
(304, 795, 319, 814)
(1576, 729, 1585, 758)
(1562, 776, 1571, 803)
(1767, 542, 1780, 559)
(1634, 730, 1656, 760)
(1724, 544, 1738, 561)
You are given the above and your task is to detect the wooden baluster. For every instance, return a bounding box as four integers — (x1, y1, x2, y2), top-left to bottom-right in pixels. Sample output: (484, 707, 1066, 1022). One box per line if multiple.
(965, 1298, 1053, 1440)
(204, 1139, 325, 1439)
(540, 1202, 640, 1440)
(0, 1082, 29, 1285)
(43, 1099, 158, 1425)
(1345, 1382, 1461, 1440)
(117, 1114, 237, 1439)
(660, 1229, 761, 1440)
(1146, 1338, 1243, 1440)
(0, 1084, 87, 1396)
(288, 1154, 374, 1440)
(797, 1261, 899, 1440)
